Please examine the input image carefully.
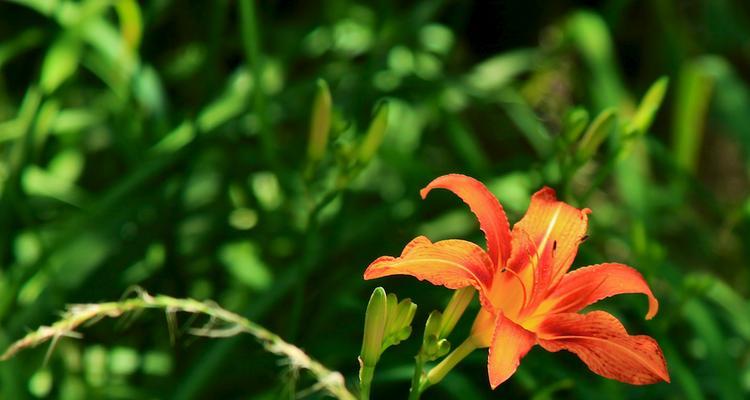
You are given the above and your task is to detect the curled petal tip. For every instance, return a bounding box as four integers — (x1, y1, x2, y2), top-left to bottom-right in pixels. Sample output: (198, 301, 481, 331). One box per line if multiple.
(420, 174, 468, 199)
(645, 298, 659, 320)
(418, 173, 512, 266)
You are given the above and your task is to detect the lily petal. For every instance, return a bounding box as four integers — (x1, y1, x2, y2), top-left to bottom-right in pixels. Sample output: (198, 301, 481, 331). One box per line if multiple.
(537, 311, 670, 385)
(421, 174, 512, 268)
(512, 187, 590, 287)
(488, 313, 536, 389)
(364, 236, 494, 306)
(546, 263, 659, 319)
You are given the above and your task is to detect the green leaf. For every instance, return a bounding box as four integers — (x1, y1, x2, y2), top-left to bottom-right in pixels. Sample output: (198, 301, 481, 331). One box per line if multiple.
(40, 34, 81, 93)
(464, 49, 537, 93)
(218, 242, 272, 290)
(566, 11, 627, 109)
(672, 59, 715, 172)
(114, 0, 143, 52)
(197, 68, 253, 132)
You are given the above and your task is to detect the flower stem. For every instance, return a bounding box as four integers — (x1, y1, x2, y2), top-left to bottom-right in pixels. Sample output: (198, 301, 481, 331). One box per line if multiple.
(359, 364, 375, 399)
(422, 338, 477, 391)
(408, 353, 426, 400)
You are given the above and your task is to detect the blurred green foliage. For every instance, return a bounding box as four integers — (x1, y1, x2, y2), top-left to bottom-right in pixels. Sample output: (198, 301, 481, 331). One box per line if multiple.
(1, 0, 749, 398)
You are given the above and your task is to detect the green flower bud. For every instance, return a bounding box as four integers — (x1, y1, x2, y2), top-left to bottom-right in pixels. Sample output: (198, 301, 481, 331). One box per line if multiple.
(423, 310, 453, 361)
(424, 310, 443, 341)
(396, 326, 412, 342)
(439, 287, 475, 338)
(307, 79, 333, 163)
(360, 287, 388, 367)
(627, 76, 668, 137)
(563, 107, 589, 143)
(423, 335, 438, 355)
(393, 298, 416, 331)
(436, 338, 451, 358)
(385, 293, 399, 328)
(358, 101, 390, 164)
(382, 298, 417, 350)
(576, 108, 617, 162)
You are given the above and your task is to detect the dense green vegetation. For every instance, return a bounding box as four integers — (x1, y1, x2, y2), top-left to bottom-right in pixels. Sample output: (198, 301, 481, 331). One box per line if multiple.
(1, 0, 749, 398)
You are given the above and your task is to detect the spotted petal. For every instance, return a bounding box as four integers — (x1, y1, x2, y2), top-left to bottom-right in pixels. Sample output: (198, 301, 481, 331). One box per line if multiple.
(537, 311, 670, 385)
(545, 263, 659, 319)
(487, 313, 536, 389)
(364, 236, 494, 306)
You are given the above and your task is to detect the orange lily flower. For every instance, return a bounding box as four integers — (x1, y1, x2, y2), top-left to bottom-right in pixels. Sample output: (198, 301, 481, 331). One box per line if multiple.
(364, 174, 669, 388)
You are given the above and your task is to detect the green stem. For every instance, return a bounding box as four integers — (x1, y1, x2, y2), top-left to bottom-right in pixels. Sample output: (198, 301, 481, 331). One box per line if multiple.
(408, 353, 426, 400)
(238, 0, 276, 167)
(359, 364, 375, 400)
(422, 338, 477, 391)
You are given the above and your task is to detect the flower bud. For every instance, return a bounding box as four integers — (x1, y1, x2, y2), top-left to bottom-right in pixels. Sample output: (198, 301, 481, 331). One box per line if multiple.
(423, 310, 453, 361)
(436, 338, 451, 358)
(382, 297, 417, 350)
(393, 298, 417, 331)
(576, 108, 616, 162)
(307, 79, 332, 163)
(439, 287, 475, 338)
(396, 326, 412, 341)
(424, 310, 443, 340)
(385, 293, 398, 327)
(627, 76, 668, 137)
(360, 287, 388, 367)
(358, 101, 390, 164)
(563, 107, 589, 144)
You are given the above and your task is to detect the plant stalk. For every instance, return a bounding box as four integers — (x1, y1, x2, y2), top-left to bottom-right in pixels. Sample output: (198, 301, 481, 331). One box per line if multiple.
(408, 353, 427, 400)
(1, 292, 356, 400)
(422, 338, 477, 391)
(359, 364, 375, 399)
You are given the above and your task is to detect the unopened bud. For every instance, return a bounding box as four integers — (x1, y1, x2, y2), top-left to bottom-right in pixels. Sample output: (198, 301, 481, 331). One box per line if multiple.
(627, 76, 668, 137)
(424, 310, 443, 340)
(396, 326, 412, 341)
(393, 298, 417, 331)
(576, 108, 616, 162)
(360, 287, 388, 367)
(422, 310, 452, 360)
(307, 79, 332, 163)
(563, 107, 589, 143)
(436, 338, 451, 358)
(358, 101, 390, 164)
(385, 293, 398, 327)
(439, 287, 475, 338)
